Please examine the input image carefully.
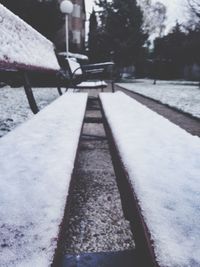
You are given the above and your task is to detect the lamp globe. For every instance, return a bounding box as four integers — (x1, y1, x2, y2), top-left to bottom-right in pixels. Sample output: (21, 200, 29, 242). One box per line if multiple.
(60, 0, 73, 14)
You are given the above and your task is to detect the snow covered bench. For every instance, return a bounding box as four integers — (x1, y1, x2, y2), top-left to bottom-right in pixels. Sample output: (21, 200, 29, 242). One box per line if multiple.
(0, 93, 88, 267)
(58, 57, 115, 92)
(0, 4, 67, 114)
(100, 92, 200, 267)
(0, 4, 114, 114)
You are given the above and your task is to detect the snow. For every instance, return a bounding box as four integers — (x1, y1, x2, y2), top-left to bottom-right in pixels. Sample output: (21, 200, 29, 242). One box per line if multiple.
(0, 4, 60, 71)
(117, 80, 200, 119)
(100, 92, 200, 267)
(0, 86, 59, 138)
(77, 81, 107, 88)
(67, 58, 83, 75)
(59, 52, 89, 61)
(0, 93, 88, 267)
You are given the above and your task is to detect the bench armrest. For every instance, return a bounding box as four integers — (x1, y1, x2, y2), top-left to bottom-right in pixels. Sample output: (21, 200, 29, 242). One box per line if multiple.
(82, 62, 115, 81)
(82, 62, 114, 72)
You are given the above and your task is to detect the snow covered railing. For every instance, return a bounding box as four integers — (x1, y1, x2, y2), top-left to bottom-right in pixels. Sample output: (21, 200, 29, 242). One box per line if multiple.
(0, 93, 88, 267)
(100, 92, 200, 267)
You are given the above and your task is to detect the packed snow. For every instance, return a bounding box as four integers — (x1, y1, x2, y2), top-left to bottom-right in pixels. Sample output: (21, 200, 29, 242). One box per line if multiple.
(0, 4, 60, 70)
(0, 93, 88, 267)
(59, 52, 89, 61)
(117, 80, 200, 119)
(0, 86, 60, 138)
(77, 81, 107, 88)
(100, 92, 200, 267)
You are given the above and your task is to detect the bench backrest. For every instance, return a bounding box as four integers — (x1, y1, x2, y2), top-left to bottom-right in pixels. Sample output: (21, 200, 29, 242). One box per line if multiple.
(0, 4, 60, 72)
(65, 58, 83, 76)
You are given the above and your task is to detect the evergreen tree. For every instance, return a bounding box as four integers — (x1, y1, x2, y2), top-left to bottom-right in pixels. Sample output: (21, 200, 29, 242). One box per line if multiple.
(96, 0, 148, 67)
(153, 23, 200, 79)
(140, 0, 167, 37)
(88, 10, 99, 62)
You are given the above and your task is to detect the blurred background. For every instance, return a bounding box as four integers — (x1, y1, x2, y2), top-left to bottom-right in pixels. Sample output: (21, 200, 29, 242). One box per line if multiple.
(1, 0, 200, 80)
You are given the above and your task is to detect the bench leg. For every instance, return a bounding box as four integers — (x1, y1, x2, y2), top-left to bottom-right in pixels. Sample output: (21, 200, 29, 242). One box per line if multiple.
(57, 86, 63, 95)
(23, 72, 39, 114)
(111, 81, 115, 92)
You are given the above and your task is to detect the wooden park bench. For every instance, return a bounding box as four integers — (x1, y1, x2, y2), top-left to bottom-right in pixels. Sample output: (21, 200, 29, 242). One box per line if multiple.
(100, 92, 200, 267)
(57, 55, 115, 93)
(0, 92, 88, 266)
(0, 4, 114, 114)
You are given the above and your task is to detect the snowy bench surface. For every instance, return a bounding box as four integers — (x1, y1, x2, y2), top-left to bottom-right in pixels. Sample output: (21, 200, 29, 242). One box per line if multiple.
(0, 93, 87, 267)
(77, 81, 107, 88)
(0, 4, 60, 71)
(100, 92, 200, 267)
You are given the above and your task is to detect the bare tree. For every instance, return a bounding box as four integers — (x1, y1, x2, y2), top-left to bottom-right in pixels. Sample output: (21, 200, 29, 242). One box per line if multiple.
(139, 0, 167, 37)
(187, 0, 200, 19)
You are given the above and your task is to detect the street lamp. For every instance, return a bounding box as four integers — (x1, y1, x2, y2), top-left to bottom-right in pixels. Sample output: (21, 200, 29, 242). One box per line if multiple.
(60, 0, 73, 58)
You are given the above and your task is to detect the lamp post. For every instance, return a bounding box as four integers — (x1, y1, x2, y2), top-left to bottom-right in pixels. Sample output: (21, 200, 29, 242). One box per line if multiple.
(60, 0, 73, 58)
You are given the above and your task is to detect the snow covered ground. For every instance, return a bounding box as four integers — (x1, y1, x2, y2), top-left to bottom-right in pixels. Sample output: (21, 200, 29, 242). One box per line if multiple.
(0, 86, 59, 138)
(117, 79, 200, 119)
(100, 92, 200, 267)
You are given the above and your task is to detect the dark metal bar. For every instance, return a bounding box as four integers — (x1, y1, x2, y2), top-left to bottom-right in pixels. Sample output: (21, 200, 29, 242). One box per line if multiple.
(111, 80, 115, 92)
(57, 86, 63, 95)
(81, 133, 107, 140)
(86, 107, 101, 111)
(23, 72, 39, 114)
(84, 117, 103, 124)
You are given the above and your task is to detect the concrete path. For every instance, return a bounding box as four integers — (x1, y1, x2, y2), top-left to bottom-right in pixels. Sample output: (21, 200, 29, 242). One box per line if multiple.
(116, 84, 200, 137)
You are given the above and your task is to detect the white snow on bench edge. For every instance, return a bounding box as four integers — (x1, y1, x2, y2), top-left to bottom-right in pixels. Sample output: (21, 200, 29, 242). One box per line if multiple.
(0, 93, 88, 267)
(67, 58, 83, 75)
(0, 4, 60, 71)
(100, 91, 200, 267)
(77, 81, 107, 88)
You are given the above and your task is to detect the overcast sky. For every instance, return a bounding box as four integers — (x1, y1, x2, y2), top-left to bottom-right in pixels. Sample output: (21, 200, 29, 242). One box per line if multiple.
(85, 0, 189, 31)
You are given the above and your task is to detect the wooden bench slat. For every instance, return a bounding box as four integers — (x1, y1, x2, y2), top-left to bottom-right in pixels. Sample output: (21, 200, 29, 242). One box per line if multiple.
(0, 93, 88, 267)
(100, 92, 200, 267)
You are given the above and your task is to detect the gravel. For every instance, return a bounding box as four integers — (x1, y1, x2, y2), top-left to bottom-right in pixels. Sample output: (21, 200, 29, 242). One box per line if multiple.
(63, 119, 135, 254)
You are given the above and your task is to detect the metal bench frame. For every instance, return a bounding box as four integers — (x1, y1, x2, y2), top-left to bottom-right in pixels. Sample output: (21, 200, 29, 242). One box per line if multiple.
(0, 57, 115, 114)
(0, 55, 68, 114)
(57, 56, 115, 93)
